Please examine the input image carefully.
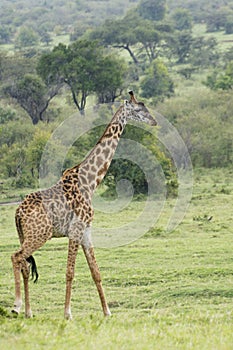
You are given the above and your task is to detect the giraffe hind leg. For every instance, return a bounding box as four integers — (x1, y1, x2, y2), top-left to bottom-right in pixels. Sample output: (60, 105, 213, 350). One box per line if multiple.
(11, 212, 24, 315)
(11, 249, 35, 318)
(11, 250, 23, 315)
(12, 225, 53, 317)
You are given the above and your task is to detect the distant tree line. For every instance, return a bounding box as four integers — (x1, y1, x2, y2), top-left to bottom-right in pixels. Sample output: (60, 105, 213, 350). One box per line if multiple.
(2, 0, 233, 46)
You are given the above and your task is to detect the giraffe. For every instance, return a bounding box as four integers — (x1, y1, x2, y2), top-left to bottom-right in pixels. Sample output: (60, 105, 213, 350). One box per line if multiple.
(11, 91, 157, 319)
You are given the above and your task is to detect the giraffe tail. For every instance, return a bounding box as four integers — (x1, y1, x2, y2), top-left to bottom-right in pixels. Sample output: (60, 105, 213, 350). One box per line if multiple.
(26, 256, 39, 283)
(15, 208, 39, 283)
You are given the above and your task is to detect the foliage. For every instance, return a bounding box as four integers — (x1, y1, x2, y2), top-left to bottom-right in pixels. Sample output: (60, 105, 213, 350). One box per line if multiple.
(206, 8, 233, 33)
(189, 37, 219, 68)
(225, 15, 233, 34)
(89, 7, 172, 67)
(204, 62, 233, 90)
(170, 31, 193, 64)
(167, 0, 233, 24)
(15, 26, 39, 49)
(0, 52, 36, 85)
(103, 125, 177, 196)
(135, 21, 161, 62)
(94, 55, 127, 104)
(0, 120, 34, 180)
(160, 88, 233, 168)
(38, 40, 126, 111)
(137, 0, 166, 21)
(4, 74, 60, 124)
(0, 106, 17, 124)
(140, 59, 174, 102)
(26, 128, 52, 178)
(169, 32, 219, 67)
(0, 25, 12, 44)
(1, 0, 138, 46)
(0, 119, 52, 187)
(89, 12, 141, 65)
(170, 8, 193, 31)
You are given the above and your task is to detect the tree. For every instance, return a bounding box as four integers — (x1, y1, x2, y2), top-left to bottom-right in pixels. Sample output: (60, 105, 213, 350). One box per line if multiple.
(27, 128, 51, 178)
(90, 13, 139, 65)
(0, 25, 12, 44)
(38, 40, 99, 111)
(38, 40, 126, 111)
(204, 62, 233, 91)
(225, 15, 233, 34)
(37, 43, 67, 86)
(137, 0, 166, 21)
(171, 8, 193, 31)
(90, 6, 173, 67)
(15, 26, 39, 49)
(94, 55, 127, 104)
(206, 9, 228, 32)
(141, 59, 174, 103)
(135, 22, 161, 62)
(4, 74, 61, 124)
(102, 124, 177, 195)
(0, 120, 34, 181)
(40, 31, 52, 46)
(0, 52, 35, 86)
(170, 31, 193, 64)
(190, 37, 219, 68)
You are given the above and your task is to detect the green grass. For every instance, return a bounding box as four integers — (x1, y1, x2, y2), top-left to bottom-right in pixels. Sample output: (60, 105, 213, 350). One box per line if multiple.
(0, 168, 233, 349)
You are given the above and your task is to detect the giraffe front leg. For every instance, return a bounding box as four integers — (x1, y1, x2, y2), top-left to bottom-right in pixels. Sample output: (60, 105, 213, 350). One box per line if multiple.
(82, 226, 111, 316)
(11, 251, 22, 315)
(64, 239, 79, 320)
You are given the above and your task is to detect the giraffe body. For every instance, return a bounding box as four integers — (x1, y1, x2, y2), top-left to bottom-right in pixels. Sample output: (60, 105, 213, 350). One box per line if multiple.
(11, 91, 157, 319)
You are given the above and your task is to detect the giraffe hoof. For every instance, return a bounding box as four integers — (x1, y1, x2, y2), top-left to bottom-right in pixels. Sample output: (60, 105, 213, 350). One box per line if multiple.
(65, 315, 72, 321)
(104, 308, 111, 316)
(11, 309, 19, 316)
(64, 312, 72, 320)
(25, 311, 33, 318)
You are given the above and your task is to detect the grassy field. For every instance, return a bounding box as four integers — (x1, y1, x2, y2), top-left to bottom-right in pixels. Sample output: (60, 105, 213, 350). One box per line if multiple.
(0, 168, 233, 349)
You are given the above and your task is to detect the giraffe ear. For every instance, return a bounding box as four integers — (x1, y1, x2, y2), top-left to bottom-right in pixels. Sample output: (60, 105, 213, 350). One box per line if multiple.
(124, 100, 129, 106)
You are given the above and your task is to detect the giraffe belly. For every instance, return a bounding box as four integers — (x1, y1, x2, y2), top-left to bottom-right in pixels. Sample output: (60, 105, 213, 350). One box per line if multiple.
(52, 228, 67, 238)
(51, 209, 86, 242)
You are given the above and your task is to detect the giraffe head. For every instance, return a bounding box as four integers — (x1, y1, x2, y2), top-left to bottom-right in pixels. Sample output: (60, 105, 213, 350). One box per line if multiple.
(124, 91, 157, 126)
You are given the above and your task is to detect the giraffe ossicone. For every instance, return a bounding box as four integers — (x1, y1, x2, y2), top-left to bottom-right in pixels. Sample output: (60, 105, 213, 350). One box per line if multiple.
(11, 91, 157, 319)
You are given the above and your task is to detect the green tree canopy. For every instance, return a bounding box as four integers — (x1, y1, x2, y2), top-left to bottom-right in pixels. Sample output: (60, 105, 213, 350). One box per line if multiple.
(137, 0, 166, 21)
(38, 40, 126, 111)
(4, 74, 61, 124)
(170, 8, 193, 31)
(204, 62, 233, 91)
(141, 59, 174, 102)
(89, 12, 140, 64)
(94, 55, 127, 104)
(15, 26, 39, 49)
(135, 22, 161, 62)
(90, 8, 172, 67)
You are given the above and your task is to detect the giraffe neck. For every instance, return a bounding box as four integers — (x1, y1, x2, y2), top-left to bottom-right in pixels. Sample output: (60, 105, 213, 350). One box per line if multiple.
(65, 105, 127, 196)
